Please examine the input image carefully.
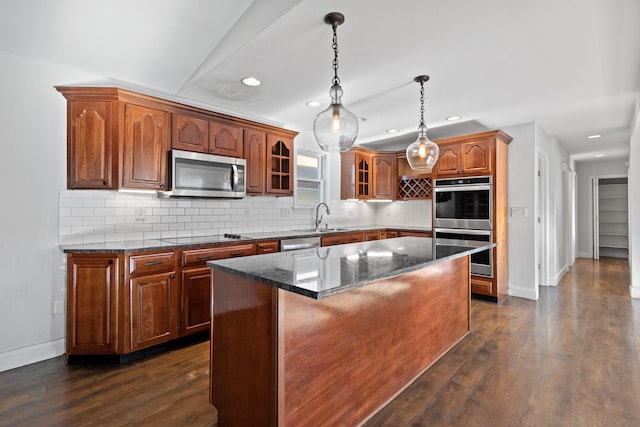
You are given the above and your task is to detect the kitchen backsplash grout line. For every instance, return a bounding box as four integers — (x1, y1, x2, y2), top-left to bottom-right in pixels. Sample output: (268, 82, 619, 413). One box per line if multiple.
(58, 190, 431, 245)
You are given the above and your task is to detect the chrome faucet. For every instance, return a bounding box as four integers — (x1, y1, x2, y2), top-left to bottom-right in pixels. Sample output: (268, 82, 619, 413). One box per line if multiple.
(315, 202, 331, 230)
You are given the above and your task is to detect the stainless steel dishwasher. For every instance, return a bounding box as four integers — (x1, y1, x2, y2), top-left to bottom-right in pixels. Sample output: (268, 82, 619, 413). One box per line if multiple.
(280, 236, 321, 251)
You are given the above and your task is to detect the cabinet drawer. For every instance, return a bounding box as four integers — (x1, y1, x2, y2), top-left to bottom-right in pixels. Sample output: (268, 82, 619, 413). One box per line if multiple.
(321, 232, 364, 247)
(397, 231, 432, 238)
(257, 241, 279, 254)
(471, 277, 494, 295)
(181, 244, 257, 267)
(364, 231, 379, 241)
(129, 252, 176, 276)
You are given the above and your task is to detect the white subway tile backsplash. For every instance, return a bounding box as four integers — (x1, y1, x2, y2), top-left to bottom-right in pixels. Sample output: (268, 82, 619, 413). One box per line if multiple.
(60, 190, 410, 245)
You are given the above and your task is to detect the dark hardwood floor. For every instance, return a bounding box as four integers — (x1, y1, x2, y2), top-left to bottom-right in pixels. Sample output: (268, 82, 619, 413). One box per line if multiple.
(0, 257, 637, 426)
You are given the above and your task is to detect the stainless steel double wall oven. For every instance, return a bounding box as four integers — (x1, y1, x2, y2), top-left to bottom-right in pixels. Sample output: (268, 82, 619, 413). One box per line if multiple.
(434, 176, 493, 277)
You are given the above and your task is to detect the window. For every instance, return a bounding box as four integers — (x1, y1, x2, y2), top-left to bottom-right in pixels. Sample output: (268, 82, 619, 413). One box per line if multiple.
(295, 150, 325, 207)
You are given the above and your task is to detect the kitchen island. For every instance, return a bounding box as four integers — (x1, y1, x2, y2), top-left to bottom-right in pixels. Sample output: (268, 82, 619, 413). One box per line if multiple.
(207, 237, 494, 426)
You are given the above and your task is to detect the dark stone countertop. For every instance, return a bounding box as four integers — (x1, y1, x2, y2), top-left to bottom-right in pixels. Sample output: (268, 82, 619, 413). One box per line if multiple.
(207, 236, 495, 299)
(59, 226, 432, 254)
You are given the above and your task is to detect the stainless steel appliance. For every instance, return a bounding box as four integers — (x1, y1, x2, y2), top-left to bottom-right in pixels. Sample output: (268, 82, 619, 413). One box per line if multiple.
(434, 228, 493, 277)
(280, 236, 321, 251)
(158, 149, 246, 198)
(433, 176, 492, 230)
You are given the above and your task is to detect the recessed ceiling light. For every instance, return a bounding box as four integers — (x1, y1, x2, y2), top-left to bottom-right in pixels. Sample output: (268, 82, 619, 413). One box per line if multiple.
(594, 154, 605, 158)
(306, 100, 322, 107)
(358, 117, 367, 122)
(587, 134, 602, 139)
(241, 77, 262, 87)
(386, 129, 399, 133)
(446, 115, 462, 121)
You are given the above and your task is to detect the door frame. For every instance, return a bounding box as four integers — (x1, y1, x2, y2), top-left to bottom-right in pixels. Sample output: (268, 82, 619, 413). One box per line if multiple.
(590, 173, 629, 259)
(535, 151, 549, 287)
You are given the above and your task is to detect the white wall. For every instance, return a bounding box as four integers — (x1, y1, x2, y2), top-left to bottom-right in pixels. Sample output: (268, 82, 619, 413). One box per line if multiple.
(0, 51, 101, 371)
(504, 123, 537, 299)
(545, 134, 572, 285)
(627, 96, 640, 298)
(574, 158, 629, 259)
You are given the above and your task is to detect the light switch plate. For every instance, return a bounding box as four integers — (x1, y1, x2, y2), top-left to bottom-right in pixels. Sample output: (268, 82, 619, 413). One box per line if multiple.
(511, 207, 527, 218)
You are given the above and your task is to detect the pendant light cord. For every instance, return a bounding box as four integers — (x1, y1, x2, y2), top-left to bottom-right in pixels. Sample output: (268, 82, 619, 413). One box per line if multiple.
(419, 81, 425, 127)
(332, 24, 340, 86)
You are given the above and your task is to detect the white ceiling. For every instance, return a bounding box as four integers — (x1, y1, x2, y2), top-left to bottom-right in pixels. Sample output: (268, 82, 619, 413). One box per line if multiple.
(2, 0, 638, 161)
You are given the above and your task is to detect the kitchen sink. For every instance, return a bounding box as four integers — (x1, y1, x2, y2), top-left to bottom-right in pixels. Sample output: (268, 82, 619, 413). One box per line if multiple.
(301, 228, 349, 234)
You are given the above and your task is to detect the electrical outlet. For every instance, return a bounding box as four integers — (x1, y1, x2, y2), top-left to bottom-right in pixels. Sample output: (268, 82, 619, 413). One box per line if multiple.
(135, 206, 146, 220)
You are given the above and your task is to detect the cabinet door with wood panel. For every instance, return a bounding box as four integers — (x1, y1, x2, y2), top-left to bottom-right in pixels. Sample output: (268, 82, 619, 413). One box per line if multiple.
(461, 138, 492, 175)
(433, 143, 462, 177)
(129, 270, 179, 351)
(340, 149, 372, 200)
(244, 128, 266, 195)
(67, 254, 120, 354)
(434, 138, 492, 177)
(181, 267, 212, 335)
(122, 103, 170, 190)
(372, 154, 396, 199)
(209, 120, 243, 158)
(266, 134, 294, 195)
(172, 113, 209, 153)
(67, 101, 116, 189)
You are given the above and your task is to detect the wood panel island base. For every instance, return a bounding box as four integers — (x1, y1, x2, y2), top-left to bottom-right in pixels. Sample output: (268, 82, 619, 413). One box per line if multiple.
(209, 238, 493, 426)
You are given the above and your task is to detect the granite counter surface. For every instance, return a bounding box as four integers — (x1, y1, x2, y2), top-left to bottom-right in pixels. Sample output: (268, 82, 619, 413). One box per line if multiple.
(208, 236, 495, 299)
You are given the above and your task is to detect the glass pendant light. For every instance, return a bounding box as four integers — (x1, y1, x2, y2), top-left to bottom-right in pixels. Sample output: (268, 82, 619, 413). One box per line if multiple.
(313, 12, 359, 152)
(406, 75, 439, 171)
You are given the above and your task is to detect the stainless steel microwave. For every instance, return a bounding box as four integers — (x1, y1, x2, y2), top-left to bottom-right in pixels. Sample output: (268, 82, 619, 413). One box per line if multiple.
(158, 149, 246, 198)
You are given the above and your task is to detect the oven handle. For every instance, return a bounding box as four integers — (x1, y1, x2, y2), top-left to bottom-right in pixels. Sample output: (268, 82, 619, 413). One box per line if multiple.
(435, 228, 492, 236)
(434, 184, 492, 192)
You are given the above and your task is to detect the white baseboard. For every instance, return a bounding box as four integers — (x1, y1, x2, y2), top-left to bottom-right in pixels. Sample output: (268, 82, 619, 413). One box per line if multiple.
(552, 265, 569, 286)
(0, 338, 65, 373)
(508, 285, 538, 300)
(630, 286, 640, 299)
(577, 251, 592, 259)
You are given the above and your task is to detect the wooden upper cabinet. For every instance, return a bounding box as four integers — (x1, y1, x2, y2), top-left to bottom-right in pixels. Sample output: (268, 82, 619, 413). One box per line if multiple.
(67, 101, 116, 189)
(341, 149, 371, 200)
(122, 103, 170, 190)
(209, 120, 243, 158)
(372, 154, 396, 200)
(172, 113, 209, 152)
(433, 144, 461, 176)
(266, 134, 294, 195)
(461, 138, 492, 174)
(244, 129, 266, 195)
(57, 87, 297, 192)
(433, 137, 492, 177)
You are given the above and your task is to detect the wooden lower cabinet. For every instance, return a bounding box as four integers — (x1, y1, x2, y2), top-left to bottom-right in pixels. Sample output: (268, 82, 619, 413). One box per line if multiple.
(471, 276, 494, 296)
(65, 241, 276, 358)
(129, 270, 179, 351)
(67, 254, 120, 354)
(321, 232, 364, 247)
(181, 267, 212, 335)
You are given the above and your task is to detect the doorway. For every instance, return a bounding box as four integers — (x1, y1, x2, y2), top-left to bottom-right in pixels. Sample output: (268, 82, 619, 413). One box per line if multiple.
(592, 176, 629, 259)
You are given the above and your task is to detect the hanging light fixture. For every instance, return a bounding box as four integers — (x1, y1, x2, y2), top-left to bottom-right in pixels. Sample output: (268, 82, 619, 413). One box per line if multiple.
(406, 75, 439, 171)
(313, 12, 359, 152)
